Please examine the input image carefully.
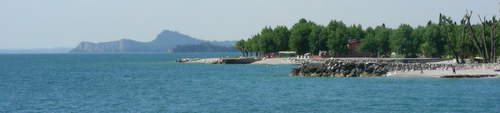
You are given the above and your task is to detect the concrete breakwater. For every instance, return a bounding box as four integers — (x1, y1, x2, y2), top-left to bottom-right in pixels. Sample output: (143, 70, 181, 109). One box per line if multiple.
(291, 59, 500, 78)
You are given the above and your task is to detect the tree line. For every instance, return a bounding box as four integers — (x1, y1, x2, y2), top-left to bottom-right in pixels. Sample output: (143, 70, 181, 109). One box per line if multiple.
(235, 12, 499, 63)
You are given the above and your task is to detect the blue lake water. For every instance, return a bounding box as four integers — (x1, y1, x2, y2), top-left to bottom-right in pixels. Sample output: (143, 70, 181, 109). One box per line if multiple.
(0, 53, 499, 113)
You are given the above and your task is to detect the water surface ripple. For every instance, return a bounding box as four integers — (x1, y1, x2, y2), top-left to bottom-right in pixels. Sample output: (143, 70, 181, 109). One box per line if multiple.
(0, 53, 499, 113)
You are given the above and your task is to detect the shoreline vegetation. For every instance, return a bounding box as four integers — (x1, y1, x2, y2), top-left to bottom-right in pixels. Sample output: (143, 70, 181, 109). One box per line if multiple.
(235, 12, 499, 63)
(178, 12, 500, 78)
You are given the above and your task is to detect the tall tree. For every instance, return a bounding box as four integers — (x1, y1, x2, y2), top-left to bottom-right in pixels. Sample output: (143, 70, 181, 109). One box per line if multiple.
(439, 14, 466, 63)
(462, 11, 499, 63)
(258, 27, 277, 54)
(290, 18, 314, 55)
(419, 21, 446, 57)
(308, 25, 326, 55)
(235, 39, 247, 56)
(390, 24, 419, 57)
(347, 24, 365, 39)
(375, 24, 392, 56)
(273, 26, 290, 51)
(359, 29, 379, 56)
(359, 24, 392, 57)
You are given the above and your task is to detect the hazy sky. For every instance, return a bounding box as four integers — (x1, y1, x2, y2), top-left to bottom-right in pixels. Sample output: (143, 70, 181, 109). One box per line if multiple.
(1, 0, 498, 49)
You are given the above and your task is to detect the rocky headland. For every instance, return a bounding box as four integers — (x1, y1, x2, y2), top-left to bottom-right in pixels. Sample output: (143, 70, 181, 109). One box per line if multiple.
(70, 30, 237, 53)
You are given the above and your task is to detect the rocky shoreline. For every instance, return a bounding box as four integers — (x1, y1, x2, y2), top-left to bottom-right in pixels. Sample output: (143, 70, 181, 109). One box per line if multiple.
(291, 59, 500, 78)
(291, 61, 389, 77)
(177, 57, 500, 78)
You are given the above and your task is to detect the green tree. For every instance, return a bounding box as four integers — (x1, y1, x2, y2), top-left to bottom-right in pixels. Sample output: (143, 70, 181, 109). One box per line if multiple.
(359, 30, 379, 55)
(419, 21, 446, 57)
(327, 30, 348, 55)
(359, 24, 392, 57)
(390, 24, 419, 57)
(289, 18, 314, 55)
(235, 39, 247, 56)
(258, 27, 277, 54)
(325, 20, 349, 55)
(248, 35, 260, 56)
(273, 26, 290, 51)
(308, 25, 327, 55)
(346, 24, 365, 39)
(374, 24, 392, 56)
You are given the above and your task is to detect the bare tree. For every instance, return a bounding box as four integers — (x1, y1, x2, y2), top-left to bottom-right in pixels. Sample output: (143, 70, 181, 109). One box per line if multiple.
(462, 11, 498, 63)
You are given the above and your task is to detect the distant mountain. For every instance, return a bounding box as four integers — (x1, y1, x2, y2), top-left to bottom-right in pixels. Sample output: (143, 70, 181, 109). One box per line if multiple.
(70, 30, 236, 53)
(0, 47, 72, 54)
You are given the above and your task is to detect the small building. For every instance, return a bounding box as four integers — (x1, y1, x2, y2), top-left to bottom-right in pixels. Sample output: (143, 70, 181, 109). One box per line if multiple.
(334, 39, 373, 57)
(278, 51, 297, 57)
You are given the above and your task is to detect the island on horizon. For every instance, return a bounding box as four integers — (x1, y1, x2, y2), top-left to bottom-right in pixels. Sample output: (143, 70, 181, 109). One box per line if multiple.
(70, 30, 238, 53)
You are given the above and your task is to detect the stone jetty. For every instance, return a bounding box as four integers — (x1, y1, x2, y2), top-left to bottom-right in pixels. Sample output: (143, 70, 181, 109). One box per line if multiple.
(291, 60, 390, 77)
(291, 59, 500, 78)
